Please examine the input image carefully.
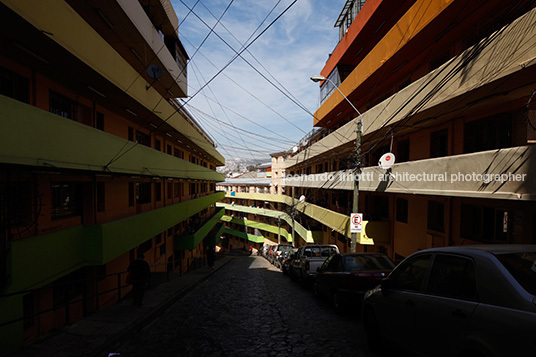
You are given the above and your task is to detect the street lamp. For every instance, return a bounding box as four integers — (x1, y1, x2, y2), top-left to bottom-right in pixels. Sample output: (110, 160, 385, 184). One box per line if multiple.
(311, 75, 362, 253)
(265, 201, 282, 244)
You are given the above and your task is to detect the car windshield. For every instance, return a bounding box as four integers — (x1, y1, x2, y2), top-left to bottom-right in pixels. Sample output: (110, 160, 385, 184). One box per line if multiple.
(304, 246, 337, 257)
(496, 252, 536, 296)
(344, 254, 395, 271)
(279, 246, 292, 252)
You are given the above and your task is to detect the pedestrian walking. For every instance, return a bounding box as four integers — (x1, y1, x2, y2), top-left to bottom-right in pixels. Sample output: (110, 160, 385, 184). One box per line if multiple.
(206, 246, 215, 269)
(127, 253, 151, 306)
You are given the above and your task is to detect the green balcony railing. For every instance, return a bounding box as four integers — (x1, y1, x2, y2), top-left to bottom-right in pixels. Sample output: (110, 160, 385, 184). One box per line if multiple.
(223, 228, 264, 244)
(7, 192, 224, 294)
(217, 202, 319, 243)
(221, 215, 292, 243)
(175, 208, 225, 250)
(0, 95, 224, 181)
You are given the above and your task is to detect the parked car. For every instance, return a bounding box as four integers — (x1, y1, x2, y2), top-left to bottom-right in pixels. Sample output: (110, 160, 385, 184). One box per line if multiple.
(290, 244, 339, 285)
(282, 250, 297, 276)
(280, 248, 297, 272)
(362, 245, 536, 356)
(273, 244, 293, 268)
(314, 253, 394, 312)
(261, 245, 270, 258)
(267, 245, 277, 262)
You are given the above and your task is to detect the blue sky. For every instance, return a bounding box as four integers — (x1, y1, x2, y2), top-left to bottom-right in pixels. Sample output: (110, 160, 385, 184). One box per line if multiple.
(170, 0, 347, 163)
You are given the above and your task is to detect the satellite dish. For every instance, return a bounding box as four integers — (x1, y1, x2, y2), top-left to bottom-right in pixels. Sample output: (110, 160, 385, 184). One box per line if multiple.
(292, 146, 299, 153)
(299, 195, 306, 203)
(146, 64, 163, 80)
(378, 153, 396, 169)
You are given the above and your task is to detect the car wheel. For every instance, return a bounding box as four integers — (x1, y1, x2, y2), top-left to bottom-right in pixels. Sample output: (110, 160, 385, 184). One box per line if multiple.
(363, 307, 381, 348)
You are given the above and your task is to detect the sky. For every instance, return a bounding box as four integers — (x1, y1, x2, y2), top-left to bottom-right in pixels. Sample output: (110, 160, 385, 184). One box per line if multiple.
(170, 0, 347, 163)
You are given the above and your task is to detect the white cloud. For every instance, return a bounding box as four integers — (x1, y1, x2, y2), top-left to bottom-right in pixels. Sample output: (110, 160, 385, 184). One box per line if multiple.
(172, 0, 347, 161)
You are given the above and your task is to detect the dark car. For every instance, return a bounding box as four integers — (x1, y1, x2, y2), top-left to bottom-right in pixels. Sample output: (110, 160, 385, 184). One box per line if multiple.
(273, 244, 293, 268)
(362, 245, 536, 356)
(314, 253, 394, 312)
(281, 248, 297, 273)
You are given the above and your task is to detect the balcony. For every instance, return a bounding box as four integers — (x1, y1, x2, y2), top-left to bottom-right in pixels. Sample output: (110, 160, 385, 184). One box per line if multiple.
(175, 208, 225, 250)
(222, 193, 389, 244)
(283, 146, 536, 200)
(224, 227, 265, 244)
(66, 0, 188, 98)
(293, 6, 536, 165)
(221, 215, 293, 243)
(1, 1, 223, 164)
(0, 95, 224, 182)
(6, 192, 224, 294)
(217, 202, 320, 243)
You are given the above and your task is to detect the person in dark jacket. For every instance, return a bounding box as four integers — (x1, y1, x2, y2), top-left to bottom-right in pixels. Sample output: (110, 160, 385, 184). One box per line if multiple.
(127, 253, 151, 306)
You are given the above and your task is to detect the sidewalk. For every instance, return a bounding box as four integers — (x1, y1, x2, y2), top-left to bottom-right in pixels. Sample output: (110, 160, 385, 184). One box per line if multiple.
(2, 256, 234, 357)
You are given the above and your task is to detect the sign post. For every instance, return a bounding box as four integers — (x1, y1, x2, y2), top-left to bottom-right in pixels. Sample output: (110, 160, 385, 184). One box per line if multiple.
(350, 213, 363, 233)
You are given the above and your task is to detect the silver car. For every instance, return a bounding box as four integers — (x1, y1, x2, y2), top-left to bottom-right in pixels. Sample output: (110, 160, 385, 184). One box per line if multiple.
(362, 245, 536, 356)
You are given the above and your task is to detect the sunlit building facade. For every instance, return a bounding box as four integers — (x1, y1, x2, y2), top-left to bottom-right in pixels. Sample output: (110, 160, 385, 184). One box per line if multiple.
(283, 0, 536, 259)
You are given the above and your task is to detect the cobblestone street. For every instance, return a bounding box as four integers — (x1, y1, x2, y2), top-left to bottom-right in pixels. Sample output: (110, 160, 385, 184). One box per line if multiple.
(115, 255, 380, 356)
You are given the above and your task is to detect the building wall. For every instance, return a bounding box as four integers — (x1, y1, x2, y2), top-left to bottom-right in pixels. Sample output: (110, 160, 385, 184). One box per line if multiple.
(0, 1, 224, 347)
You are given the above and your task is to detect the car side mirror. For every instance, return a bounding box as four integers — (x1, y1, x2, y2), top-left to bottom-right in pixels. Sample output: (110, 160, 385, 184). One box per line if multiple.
(380, 278, 391, 294)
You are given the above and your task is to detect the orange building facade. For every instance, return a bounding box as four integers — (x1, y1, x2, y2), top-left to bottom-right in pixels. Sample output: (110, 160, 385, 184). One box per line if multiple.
(282, 0, 536, 259)
(0, 0, 224, 347)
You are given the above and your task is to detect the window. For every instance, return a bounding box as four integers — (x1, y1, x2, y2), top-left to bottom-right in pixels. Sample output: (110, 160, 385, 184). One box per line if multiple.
(0, 66, 29, 103)
(397, 140, 410, 163)
(136, 131, 151, 147)
(174, 183, 179, 198)
(155, 233, 162, 245)
(53, 268, 86, 308)
(167, 182, 172, 199)
(49, 90, 77, 120)
(128, 182, 134, 207)
(390, 255, 431, 292)
(96, 182, 105, 212)
(154, 139, 161, 151)
(497, 252, 536, 295)
(139, 238, 152, 254)
(136, 182, 151, 204)
(374, 195, 389, 219)
(5, 182, 32, 226)
(160, 244, 166, 256)
(51, 183, 78, 218)
(427, 200, 444, 232)
(128, 127, 134, 141)
(174, 148, 179, 157)
(464, 113, 512, 154)
(396, 198, 408, 223)
(427, 254, 476, 301)
(430, 129, 448, 158)
(460, 204, 508, 242)
(167, 145, 172, 155)
(96, 112, 104, 131)
(154, 182, 162, 201)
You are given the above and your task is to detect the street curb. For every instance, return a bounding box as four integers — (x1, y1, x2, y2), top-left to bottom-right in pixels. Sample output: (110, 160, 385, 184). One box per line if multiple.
(88, 257, 235, 357)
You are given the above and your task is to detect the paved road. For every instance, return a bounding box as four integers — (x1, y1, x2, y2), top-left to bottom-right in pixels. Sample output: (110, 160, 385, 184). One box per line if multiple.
(115, 255, 381, 356)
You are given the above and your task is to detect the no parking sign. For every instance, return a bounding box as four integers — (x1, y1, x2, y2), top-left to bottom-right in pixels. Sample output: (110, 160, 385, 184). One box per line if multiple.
(350, 213, 363, 233)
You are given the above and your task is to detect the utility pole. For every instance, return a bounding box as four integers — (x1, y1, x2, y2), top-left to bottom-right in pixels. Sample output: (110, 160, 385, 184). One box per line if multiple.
(310, 75, 363, 253)
(277, 216, 281, 244)
(292, 186, 296, 248)
(351, 119, 362, 253)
